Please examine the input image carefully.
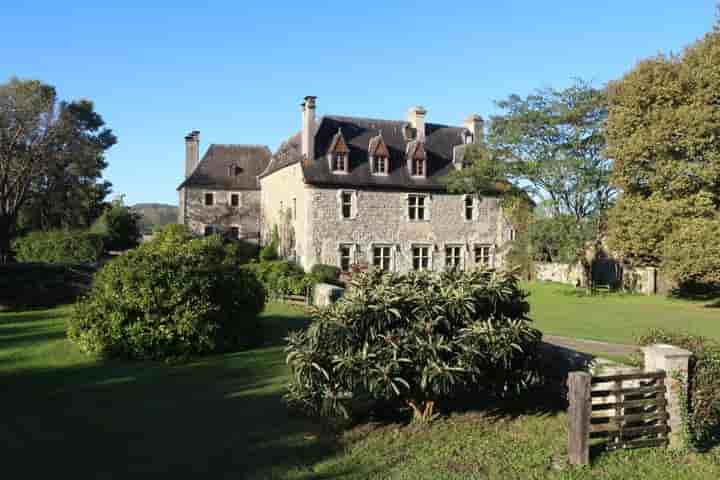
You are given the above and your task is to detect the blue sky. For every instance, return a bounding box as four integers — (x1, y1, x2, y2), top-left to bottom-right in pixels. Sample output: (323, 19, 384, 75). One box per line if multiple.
(1, 1, 717, 205)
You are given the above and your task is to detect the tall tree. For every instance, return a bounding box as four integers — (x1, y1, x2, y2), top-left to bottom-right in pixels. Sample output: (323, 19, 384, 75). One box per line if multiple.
(0, 78, 115, 262)
(606, 27, 720, 289)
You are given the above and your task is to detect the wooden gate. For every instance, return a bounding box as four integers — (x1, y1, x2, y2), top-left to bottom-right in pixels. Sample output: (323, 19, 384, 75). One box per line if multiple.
(568, 370, 669, 465)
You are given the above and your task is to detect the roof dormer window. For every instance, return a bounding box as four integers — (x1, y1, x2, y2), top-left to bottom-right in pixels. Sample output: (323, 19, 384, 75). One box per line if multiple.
(407, 141, 427, 178)
(369, 133, 390, 176)
(327, 128, 350, 174)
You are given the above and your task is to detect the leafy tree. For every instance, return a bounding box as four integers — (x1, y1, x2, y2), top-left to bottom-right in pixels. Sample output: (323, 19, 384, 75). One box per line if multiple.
(491, 80, 612, 224)
(606, 27, 720, 289)
(0, 77, 115, 262)
(90, 196, 141, 251)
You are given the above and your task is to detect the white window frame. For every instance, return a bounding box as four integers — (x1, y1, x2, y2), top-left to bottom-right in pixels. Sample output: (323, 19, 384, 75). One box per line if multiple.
(445, 244, 463, 269)
(371, 155, 389, 176)
(338, 243, 354, 272)
(370, 243, 393, 272)
(410, 157, 426, 178)
(411, 244, 432, 271)
(407, 194, 429, 222)
(338, 190, 357, 220)
(329, 152, 349, 174)
(474, 244, 493, 267)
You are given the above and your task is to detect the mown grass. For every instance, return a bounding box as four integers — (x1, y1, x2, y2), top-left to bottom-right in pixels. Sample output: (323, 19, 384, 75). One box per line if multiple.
(2, 296, 719, 478)
(527, 282, 720, 345)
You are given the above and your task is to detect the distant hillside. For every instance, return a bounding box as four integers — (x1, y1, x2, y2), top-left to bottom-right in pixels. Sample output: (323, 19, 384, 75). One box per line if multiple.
(132, 203, 178, 234)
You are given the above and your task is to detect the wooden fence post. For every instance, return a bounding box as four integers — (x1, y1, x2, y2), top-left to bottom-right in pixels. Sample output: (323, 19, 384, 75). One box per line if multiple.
(568, 371, 591, 465)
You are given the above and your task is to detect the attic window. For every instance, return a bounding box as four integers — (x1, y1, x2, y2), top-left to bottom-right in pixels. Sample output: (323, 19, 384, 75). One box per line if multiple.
(372, 156, 388, 175)
(412, 158, 425, 176)
(333, 153, 348, 173)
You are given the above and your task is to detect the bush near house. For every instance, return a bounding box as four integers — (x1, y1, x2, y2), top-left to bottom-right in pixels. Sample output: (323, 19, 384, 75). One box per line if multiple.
(68, 230, 266, 360)
(243, 259, 312, 298)
(635, 330, 720, 446)
(285, 268, 542, 420)
(13, 230, 104, 264)
(310, 264, 343, 287)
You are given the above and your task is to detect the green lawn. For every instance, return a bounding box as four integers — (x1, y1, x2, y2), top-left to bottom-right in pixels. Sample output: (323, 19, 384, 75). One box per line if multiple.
(527, 282, 720, 345)
(2, 299, 719, 479)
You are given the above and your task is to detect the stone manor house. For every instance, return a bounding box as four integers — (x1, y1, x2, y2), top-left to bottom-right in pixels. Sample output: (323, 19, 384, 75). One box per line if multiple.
(177, 97, 516, 273)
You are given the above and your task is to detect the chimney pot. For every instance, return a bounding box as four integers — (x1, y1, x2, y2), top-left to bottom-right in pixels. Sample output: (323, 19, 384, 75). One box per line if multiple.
(184, 131, 200, 177)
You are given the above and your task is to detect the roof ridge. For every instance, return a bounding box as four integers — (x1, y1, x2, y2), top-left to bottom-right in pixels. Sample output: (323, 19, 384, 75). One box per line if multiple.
(322, 114, 462, 130)
(210, 143, 270, 149)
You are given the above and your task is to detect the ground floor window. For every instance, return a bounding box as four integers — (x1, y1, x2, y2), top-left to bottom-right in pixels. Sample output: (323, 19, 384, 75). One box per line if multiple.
(474, 245, 492, 266)
(373, 245, 392, 271)
(412, 245, 430, 270)
(229, 226, 240, 239)
(203, 225, 214, 236)
(339, 244, 352, 272)
(445, 245, 462, 268)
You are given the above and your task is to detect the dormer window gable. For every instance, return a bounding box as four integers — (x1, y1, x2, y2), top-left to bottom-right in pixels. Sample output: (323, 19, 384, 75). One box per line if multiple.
(407, 140, 427, 178)
(327, 128, 350, 174)
(369, 133, 390, 175)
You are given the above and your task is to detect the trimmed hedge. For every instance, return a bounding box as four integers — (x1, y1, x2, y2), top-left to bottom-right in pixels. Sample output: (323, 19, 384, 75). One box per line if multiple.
(0, 263, 95, 310)
(243, 260, 312, 298)
(13, 230, 104, 264)
(68, 228, 266, 360)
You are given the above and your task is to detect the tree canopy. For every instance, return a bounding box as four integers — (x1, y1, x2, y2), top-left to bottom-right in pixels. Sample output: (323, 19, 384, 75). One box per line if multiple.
(0, 77, 115, 262)
(606, 28, 720, 289)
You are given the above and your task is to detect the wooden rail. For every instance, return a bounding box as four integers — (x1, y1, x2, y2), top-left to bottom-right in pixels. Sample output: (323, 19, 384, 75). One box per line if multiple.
(568, 370, 669, 465)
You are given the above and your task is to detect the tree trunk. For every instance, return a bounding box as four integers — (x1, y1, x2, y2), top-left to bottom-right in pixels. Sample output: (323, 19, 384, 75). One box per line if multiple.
(0, 214, 17, 264)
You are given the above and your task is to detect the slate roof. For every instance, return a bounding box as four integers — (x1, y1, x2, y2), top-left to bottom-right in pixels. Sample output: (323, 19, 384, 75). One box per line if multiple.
(260, 115, 471, 192)
(178, 144, 271, 190)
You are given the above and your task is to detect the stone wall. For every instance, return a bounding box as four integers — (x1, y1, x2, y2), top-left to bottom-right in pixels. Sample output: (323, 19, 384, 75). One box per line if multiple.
(535, 261, 662, 295)
(535, 262, 586, 287)
(181, 187, 261, 241)
(305, 186, 513, 273)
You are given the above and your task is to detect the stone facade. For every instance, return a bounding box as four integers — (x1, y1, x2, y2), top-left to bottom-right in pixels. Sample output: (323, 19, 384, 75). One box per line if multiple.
(286, 186, 513, 272)
(179, 187, 261, 242)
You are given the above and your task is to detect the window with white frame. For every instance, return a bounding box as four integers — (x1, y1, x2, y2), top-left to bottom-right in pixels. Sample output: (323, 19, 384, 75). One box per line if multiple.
(411, 157, 425, 176)
(412, 245, 430, 270)
(341, 191, 353, 219)
(474, 245, 492, 267)
(230, 193, 240, 207)
(332, 153, 347, 172)
(204, 192, 214, 206)
(372, 155, 388, 175)
(339, 244, 352, 272)
(464, 196, 474, 221)
(372, 245, 392, 271)
(408, 195, 427, 221)
(445, 245, 462, 269)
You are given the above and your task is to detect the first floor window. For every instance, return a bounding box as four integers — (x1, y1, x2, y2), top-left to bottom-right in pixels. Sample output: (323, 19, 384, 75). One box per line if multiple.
(204, 192, 214, 206)
(412, 245, 430, 270)
(230, 193, 240, 207)
(373, 246, 392, 271)
(339, 244, 352, 272)
(465, 196, 474, 220)
(445, 246, 462, 268)
(229, 226, 240, 239)
(341, 192, 353, 219)
(474, 245, 492, 266)
(203, 225, 214, 236)
(408, 195, 426, 221)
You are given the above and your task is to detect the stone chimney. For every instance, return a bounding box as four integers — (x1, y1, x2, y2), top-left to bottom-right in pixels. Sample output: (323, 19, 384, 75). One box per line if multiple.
(464, 114, 484, 144)
(301, 96, 317, 159)
(407, 106, 427, 142)
(184, 130, 200, 177)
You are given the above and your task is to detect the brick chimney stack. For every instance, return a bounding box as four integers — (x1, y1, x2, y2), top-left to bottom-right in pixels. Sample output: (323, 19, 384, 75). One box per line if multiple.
(184, 130, 200, 177)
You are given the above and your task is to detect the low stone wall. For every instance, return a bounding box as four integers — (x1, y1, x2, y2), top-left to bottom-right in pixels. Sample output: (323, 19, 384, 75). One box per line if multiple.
(535, 262, 586, 287)
(313, 283, 345, 307)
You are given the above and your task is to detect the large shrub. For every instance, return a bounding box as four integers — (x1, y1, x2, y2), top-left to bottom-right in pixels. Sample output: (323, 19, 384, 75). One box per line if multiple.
(310, 264, 343, 286)
(243, 260, 312, 298)
(285, 268, 542, 420)
(0, 263, 94, 310)
(90, 200, 142, 251)
(635, 330, 720, 446)
(13, 230, 103, 264)
(68, 232, 266, 360)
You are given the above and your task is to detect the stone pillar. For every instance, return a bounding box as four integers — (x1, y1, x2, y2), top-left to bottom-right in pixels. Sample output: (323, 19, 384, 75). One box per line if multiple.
(643, 344, 693, 449)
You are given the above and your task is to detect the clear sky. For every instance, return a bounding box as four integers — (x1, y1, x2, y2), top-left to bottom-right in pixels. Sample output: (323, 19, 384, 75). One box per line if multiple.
(1, 1, 717, 205)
